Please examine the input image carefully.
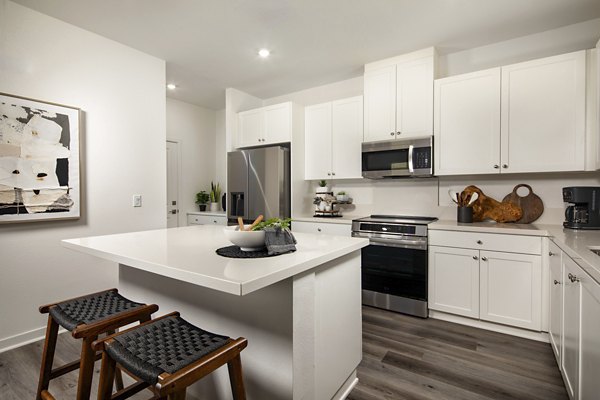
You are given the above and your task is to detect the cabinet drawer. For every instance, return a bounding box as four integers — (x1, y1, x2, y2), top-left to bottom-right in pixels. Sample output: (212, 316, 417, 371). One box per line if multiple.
(429, 230, 541, 255)
(187, 214, 227, 226)
(292, 221, 351, 236)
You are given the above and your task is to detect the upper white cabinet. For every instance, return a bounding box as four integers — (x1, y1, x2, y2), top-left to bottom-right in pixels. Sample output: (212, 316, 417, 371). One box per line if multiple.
(305, 96, 363, 180)
(501, 51, 586, 173)
(364, 48, 435, 142)
(237, 102, 292, 148)
(435, 68, 501, 175)
(435, 50, 587, 176)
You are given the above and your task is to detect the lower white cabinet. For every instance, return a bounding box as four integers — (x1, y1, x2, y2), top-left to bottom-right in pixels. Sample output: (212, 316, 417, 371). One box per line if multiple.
(580, 265, 600, 399)
(428, 246, 479, 318)
(428, 230, 543, 331)
(479, 250, 542, 330)
(562, 256, 581, 400)
(187, 213, 227, 226)
(548, 241, 563, 362)
(291, 220, 351, 237)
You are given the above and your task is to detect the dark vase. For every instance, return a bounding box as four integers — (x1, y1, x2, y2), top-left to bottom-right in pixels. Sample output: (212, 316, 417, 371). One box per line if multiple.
(199, 204, 207, 212)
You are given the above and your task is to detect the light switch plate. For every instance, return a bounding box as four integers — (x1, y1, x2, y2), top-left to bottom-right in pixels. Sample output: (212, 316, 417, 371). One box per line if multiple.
(133, 195, 142, 207)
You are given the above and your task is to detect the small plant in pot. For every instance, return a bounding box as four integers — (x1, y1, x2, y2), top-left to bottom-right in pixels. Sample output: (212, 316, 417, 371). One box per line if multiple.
(316, 180, 329, 194)
(209, 181, 222, 212)
(195, 191, 209, 211)
(336, 191, 349, 202)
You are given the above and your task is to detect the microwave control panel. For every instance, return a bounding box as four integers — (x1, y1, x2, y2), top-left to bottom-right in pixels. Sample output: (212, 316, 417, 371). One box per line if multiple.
(413, 147, 431, 169)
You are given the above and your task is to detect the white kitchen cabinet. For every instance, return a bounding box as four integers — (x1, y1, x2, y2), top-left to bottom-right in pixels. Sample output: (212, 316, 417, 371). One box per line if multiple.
(237, 102, 293, 148)
(479, 250, 542, 331)
(187, 213, 227, 226)
(305, 96, 363, 180)
(291, 220, 351, 237)
(434, 68, 501, 175)
(364, 48, 435, 142)
(428, 246, 480, 318)
(501, 51, 586, 173)
(580, 265, 600, 399)
(548, 242, 563, 363)
(435, 50, 587, 176)
(562, 255, 581, 400)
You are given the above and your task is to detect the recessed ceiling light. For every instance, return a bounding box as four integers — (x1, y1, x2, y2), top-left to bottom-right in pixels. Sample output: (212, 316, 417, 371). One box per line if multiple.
(167, 83, 177, 90)
(258, 49, 270, 58)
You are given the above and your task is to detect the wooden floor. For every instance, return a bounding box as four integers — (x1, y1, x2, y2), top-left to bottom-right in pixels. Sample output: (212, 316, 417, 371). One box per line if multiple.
(348, 306, 568, 400)
(0, 307, 567, 400)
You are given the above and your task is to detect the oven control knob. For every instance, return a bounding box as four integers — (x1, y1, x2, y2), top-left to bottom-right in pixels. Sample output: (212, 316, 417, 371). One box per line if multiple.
(477, 240, 483, 245)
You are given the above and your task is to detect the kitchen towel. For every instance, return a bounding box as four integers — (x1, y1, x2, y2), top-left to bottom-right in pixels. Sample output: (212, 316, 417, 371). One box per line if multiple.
(264, 226, 297, 256)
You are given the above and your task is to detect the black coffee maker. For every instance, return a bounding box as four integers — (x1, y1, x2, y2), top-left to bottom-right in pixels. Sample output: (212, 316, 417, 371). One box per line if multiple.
(563, 187, 600, 229)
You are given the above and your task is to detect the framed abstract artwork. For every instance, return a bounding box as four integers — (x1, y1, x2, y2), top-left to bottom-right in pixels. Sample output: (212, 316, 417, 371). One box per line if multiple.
(0, 93, 81, 223)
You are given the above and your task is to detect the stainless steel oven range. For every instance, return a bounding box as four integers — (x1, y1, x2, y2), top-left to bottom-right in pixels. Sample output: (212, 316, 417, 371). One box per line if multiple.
(351, 215, 437, 318)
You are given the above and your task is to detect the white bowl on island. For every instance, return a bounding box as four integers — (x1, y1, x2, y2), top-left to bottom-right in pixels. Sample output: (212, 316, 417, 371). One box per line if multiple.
(223, 226, 266, 251)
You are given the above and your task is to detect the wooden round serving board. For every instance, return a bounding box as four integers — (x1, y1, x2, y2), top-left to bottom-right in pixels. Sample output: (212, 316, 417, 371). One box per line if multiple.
(502, 184, 544, 224)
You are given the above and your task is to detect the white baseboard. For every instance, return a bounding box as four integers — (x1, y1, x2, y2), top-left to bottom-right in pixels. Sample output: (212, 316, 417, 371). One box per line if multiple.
(429, 310, 550, 343)
(0, 325, 66, 354)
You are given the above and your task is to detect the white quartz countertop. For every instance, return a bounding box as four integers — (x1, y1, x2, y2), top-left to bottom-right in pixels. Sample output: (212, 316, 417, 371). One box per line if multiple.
(62, 225, 368, 296)
(430, 220, 552, 236)
(187, 211, 226, 217)
(293, 215, 363, 225)
(544, 226, 600, 285)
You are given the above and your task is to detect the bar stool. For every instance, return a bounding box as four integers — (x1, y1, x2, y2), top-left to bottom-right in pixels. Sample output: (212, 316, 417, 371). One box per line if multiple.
(93, 312, 248, 400)
(36, 288, 159, 400)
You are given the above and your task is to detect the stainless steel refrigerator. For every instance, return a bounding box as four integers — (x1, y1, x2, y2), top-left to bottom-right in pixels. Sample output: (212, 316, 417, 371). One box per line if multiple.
(227, 146, 290, 223)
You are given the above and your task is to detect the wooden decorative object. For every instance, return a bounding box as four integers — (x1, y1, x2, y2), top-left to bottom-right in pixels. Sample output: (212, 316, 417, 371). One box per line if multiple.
(502, 184, 544, 224)
(461, 185, 523, 223)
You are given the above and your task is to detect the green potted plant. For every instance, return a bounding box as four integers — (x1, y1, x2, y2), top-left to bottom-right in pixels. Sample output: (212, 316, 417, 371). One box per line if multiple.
(195, 191, 209, 211)
(316, 179, 329, 194)
(336, 191, 348, 202)
(209, 181, 221, 212)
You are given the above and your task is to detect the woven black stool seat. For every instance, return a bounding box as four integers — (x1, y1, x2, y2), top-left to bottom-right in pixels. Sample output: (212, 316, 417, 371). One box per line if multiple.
(105, 316, 230, 384)
(48, 289, 144, 331)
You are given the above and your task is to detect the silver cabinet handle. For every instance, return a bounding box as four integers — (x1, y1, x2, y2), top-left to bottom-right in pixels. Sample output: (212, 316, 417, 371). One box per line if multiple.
(477, 240, 483, 245)
(327, 172, 331, 176)
(317, 228, 322, 232)
(213, 220, 217, 224)
(568, 273, 580, 283)
(397, 131, 401, 135)
(390, 132, 395, 136)
(332, 172, 336, 176)
(481, 256, 488, 261)
(554, 280, 561, 285)
(549, 252, 554, 256)
(493, 165, 499, 169)
(502, 164, 508, 169)
(473, 256, 479, 260)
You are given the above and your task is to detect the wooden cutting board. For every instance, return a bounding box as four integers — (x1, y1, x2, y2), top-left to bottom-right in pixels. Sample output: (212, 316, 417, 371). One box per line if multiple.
(502, 184, 544, 224)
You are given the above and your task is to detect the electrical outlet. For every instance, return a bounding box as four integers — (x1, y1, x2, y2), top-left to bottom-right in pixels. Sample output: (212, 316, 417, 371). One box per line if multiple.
(133, 195, 142, 207)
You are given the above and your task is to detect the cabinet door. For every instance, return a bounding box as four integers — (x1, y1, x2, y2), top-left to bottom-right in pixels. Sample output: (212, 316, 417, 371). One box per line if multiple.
(332, 96, 363, 179)
(305, 102, 332, 180)
(263, 102, 291, 144)
(364, 65, 396, 142)
(501, 51, 586, 173)
(291, 221, 351, 236)
(580, 268, 600, 399)
(238, 108, 263, 148)
(562, 256, 581, 400)
(396, 56, 433, 139)
(428, 246, 480, 318)
(548, 242, 563, 363)
(434, 68, 501, 175)
(479, 251, 542, 330)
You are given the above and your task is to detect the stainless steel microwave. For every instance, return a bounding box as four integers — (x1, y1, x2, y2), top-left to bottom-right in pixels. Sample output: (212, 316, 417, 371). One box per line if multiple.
(362, 137, 433, 179)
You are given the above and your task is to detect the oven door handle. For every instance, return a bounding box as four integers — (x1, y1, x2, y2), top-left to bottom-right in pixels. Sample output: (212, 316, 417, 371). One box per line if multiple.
(408, 144, 414, 173)
(353, 233, 428, 250)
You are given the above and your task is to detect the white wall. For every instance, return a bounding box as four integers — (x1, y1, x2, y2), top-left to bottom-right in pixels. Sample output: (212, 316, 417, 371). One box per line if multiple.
(215, 108, 226, 192)
(0, 1, 166, 351)
(166, 98, 217, 224)
(258, 18, 600, 224)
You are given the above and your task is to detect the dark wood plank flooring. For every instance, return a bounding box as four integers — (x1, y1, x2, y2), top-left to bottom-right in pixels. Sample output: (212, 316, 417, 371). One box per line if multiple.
(348, 306, 568, 400)
(0, 307, 567, 400)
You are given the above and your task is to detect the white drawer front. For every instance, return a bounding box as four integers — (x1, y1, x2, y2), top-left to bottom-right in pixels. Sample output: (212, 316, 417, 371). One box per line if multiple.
(429, 230, 541, 255)
(292, 221, 351, 236)
(187, 214, 227, 226)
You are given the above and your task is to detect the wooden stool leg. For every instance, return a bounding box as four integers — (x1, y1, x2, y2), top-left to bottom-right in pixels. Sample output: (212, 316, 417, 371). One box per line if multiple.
(227, 354, 246, 400)
(36, 316, 59, 400)
(76, 335, 98, 400)
(106, 330, 124, 391)
(97, 352, 116, 400)
(168, 390, 186, 400)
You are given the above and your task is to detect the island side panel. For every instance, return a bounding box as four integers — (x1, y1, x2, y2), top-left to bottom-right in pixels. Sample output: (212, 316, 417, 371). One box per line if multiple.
(293, 250, 362, 400)
(119, 264, 294, 400)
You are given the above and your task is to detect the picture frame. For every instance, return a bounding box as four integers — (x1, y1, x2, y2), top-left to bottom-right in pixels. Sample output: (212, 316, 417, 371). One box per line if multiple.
(0, 92, 81, 223)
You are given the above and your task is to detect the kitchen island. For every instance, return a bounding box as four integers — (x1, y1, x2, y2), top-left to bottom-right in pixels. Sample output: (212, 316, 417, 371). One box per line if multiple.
(62, 225, 368, 400)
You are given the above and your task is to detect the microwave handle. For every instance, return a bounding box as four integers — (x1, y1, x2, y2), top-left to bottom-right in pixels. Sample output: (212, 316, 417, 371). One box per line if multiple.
(408, 145, 414, 173)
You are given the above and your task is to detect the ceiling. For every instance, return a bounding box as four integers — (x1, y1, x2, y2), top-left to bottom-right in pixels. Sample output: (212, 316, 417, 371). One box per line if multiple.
(13, 0, 600, 110)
